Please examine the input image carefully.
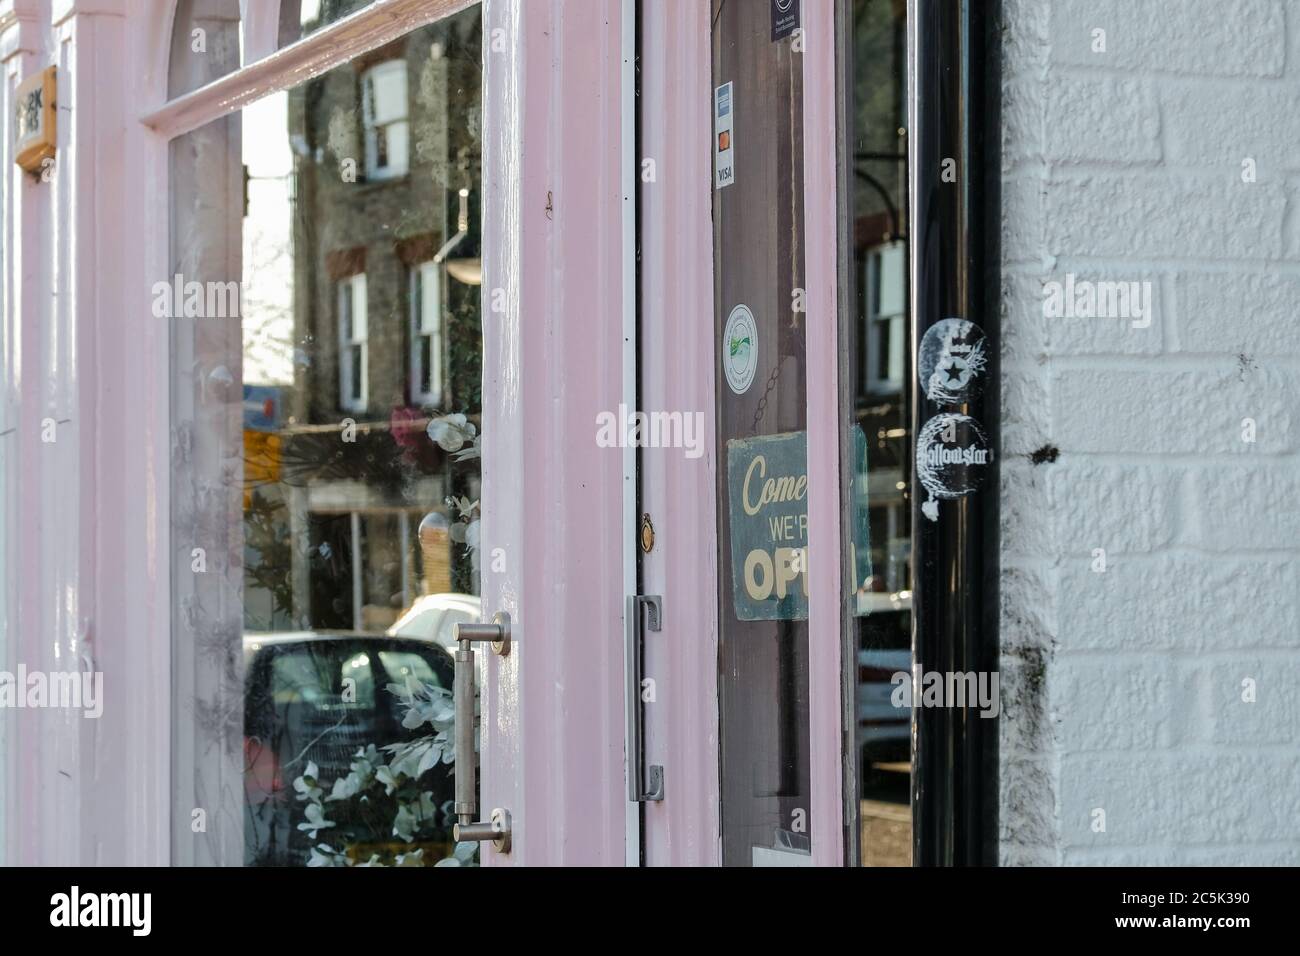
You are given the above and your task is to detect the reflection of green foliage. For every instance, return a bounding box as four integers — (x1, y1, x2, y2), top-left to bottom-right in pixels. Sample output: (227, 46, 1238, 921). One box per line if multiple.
(244, 488, 293, 628)
(295, 680, 477, 868)
(853, 0, 905, 152)
(852, 0, 906, 218)
(442, 11, 485, 418)
(447, 282, 483, 415)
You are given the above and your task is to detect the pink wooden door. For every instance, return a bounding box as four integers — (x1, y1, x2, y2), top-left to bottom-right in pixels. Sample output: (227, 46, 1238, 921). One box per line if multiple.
(636, 0, 845, 867)
(476, 0, 635, 866)
(636, 0, 723, 867)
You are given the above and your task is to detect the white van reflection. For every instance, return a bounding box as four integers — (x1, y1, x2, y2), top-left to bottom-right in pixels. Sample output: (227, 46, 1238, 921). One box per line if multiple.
(386, 593, 481, 656)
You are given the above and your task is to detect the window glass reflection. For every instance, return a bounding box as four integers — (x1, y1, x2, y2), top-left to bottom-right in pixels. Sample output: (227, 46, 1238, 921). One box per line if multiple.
(712, 0, 812, 868)
(169, 6, 483, 867)
(849, 0, 912, 868)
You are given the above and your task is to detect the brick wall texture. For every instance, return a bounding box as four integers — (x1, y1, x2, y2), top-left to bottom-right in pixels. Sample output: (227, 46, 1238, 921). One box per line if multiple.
(999, 0, 1300, 865)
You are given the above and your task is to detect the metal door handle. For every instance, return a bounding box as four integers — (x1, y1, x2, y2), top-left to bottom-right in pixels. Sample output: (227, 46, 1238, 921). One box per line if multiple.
(627, 595, 664, 802)
(451, 612, 512, 853)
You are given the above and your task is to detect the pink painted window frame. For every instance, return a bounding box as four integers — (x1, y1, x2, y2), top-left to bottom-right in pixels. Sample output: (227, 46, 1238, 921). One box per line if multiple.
(131, 0, 481, 866)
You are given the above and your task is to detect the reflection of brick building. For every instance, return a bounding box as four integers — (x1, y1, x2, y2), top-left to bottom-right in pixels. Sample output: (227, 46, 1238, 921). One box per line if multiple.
(290, 15, 483, 424)
(255, 12, 483, 632)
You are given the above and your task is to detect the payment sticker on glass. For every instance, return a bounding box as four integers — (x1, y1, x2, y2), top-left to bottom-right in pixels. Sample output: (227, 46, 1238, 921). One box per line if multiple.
(715, 81, 735, 190)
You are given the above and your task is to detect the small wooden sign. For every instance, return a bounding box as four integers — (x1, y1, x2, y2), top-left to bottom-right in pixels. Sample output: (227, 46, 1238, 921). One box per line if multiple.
(14, 67, 56, 174)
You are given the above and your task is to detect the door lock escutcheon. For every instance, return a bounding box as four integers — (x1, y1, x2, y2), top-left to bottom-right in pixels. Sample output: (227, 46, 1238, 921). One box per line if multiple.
(452, 612, 512, 853)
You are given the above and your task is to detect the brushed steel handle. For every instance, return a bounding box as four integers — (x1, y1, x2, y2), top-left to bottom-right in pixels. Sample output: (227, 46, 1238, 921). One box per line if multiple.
(626, 595, 664, 802)
(451, 612, 512, 853)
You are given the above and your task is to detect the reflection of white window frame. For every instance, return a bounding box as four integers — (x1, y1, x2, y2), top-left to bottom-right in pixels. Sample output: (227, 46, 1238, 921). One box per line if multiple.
(863, 241, 906, 395)
(361, 60, 409, 180)
(410, 261, 444, 407)
(338, 273, 368, 412)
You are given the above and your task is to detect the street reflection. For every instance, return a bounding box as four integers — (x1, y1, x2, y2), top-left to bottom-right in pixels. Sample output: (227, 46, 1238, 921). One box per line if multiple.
(169, 6, 484, 867)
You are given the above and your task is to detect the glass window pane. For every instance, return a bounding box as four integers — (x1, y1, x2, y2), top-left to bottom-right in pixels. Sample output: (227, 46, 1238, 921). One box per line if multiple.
(878, 241, 905, 317)
(419, 264, 440, 334)
(385, 121, 411, 176)
(168, 6, 483, 867)
(712, 0, 812, 867)
(420, 337, 433, 394)
(847, 0, 911, 868)
(351, 275, 368, 339)
(367, 63, 410, 125)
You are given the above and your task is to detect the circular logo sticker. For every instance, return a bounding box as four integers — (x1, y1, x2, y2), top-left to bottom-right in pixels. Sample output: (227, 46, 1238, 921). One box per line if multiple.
(723, 304, 758, 395)
(916, 413, 994, 520)
(918, 318, 988, 406)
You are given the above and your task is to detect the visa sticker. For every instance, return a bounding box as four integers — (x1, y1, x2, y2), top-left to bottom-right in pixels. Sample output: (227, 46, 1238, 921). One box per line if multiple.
(715, 82, 735, 190)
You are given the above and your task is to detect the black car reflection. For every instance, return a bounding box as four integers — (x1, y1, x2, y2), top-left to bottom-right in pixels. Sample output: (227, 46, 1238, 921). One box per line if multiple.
(242, 633, 456, 866)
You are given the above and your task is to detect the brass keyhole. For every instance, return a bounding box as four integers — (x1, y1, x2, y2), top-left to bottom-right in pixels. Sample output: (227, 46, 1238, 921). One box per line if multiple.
(640, 513, 655, 553)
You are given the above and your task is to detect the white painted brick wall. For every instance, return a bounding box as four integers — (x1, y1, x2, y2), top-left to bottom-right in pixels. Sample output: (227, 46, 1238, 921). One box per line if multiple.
(999, 0, 1300, 865)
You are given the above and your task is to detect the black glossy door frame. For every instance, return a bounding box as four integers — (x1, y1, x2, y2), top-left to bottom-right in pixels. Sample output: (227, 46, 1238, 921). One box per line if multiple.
(905, 0, 1002, 866)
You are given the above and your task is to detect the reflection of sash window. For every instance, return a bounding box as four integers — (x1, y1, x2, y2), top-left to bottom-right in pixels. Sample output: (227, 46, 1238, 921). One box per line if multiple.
(362, 60, 410, 180)
(862, 241, 906, 395)
(410, 262, 444, 407)
(338, 273, 369, 412)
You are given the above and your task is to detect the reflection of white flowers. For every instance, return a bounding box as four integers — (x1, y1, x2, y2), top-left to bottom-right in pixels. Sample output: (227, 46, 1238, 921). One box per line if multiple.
(434, 842, 480, 868)
(307, 844, 348, 867)
(324, 744, 381, 802)
(448, 496, 478, 520)
(293, 761, 324, 802)
(291, 680, 477, 867)
(426, 414, 479, 460)
(447, 497, 482, 564)
(298, 801, 336, 839)
(393, 793, 440, 842)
